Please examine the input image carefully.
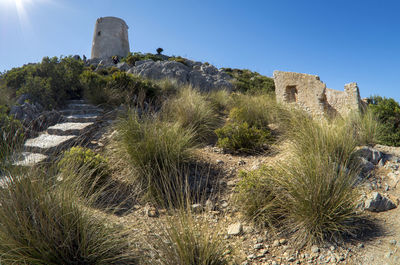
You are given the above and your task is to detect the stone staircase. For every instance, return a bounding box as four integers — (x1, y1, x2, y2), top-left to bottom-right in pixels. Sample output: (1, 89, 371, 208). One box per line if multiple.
(13, 99, 105, 167)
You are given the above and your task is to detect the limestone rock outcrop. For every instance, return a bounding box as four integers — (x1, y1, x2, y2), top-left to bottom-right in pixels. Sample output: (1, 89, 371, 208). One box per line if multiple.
(127, 60, 233, 92)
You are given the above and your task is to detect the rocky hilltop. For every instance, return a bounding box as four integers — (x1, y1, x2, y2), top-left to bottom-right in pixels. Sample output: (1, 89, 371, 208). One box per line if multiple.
(87, 56, 234, 92)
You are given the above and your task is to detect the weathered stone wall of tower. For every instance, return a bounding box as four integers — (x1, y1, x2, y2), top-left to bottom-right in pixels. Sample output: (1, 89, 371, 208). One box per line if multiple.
(91, 16, 130, 59)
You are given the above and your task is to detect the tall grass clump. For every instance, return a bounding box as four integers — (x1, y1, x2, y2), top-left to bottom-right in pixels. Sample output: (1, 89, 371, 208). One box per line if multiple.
(237, 110, 373, 246)
(229, 93, 280, 127)
(117, 110, 196, 204)
(206, 89, 232, 114)
(0, 174, 136, 264)
(146, 209, 229, 265)
(346, 108, 382, 146)
(162, 86, 222, 143)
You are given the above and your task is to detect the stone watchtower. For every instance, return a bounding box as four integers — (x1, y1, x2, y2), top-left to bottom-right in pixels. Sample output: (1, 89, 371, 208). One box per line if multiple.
(91, 16, 130, 59)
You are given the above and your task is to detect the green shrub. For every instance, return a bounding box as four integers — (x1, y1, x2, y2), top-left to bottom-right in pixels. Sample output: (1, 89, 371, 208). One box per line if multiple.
(117, 110, 196, 204)
(80, 70, 160, 107)
(0, 174, 136, 264)
(156, 47, 164, 55)
(123, 52, 164, 66)
(0, 113, 24, 166)
(168, 56, 188, 66)
(58, 146, 110, 195)
(162, 87, 222, 143)
(215, 121, 272, 153)
(3, 56, 84, 109)
(80, 70, 109, 105)
(0, 77, 15, 109)
(367, 95, 400, 146)
(222, 68, 275, 94)
(147, 210, 229, 265)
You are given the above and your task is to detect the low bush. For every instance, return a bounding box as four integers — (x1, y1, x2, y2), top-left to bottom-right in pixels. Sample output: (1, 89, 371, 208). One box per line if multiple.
(80, 70, 160, 107)
(162, 87, 222, 143)
(147, 210, 229, 265)
(0, 112, 24, 167)
(222, 68, 275, 94)
(168, 56, 188, 66)
(367, 95, 400, 146)
(58, 146, 110, 196)
(123, 52, 164, 66)
(0, 174, 136, 264)
(215, 121, 272, 153)
(80, 70, 109, 105)
(117, 110, 196, 204)
(3, 56, 84, 109)
(215, 95, 276, 154)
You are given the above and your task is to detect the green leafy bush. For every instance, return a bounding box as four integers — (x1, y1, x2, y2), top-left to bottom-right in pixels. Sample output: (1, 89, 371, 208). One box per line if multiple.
(58, 146, 110, 195)
(0, 113, 24, 166)
(3, 56, 84, 109)
(0, 174, 136, 264)
(367, 95, 400, 146)
(80, 70, 109, 105)
(168, 56, 188, 66)
(80, 70, 160, 107)
(222, 68, 275, 94)
(215, 97, 276, 153)
(117, 111, 196, 204)
(162, 87, 222, 143)
(123, 52, 164, 66)
(215, 121, 272, 153)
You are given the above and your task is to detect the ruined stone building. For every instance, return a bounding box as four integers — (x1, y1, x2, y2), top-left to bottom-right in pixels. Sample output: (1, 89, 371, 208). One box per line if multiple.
(273, 71, 365, 117)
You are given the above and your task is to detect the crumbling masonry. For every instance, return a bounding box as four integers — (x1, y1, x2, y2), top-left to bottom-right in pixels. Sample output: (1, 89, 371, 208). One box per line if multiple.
(273, 71, 364, 117)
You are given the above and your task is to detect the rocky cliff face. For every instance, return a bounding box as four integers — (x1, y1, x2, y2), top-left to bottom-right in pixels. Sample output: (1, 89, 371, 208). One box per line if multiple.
(87, 57, 234, 92)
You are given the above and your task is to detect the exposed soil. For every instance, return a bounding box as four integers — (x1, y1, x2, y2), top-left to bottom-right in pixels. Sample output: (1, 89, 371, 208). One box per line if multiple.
(91, 126, 400, 265)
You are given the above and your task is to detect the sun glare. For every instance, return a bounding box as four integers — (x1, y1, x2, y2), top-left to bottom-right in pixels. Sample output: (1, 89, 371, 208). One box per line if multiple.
(0, 0, 41, 30)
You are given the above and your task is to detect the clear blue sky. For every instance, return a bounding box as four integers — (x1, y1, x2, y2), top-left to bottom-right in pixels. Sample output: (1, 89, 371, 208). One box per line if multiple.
(1, 0, 400, 101)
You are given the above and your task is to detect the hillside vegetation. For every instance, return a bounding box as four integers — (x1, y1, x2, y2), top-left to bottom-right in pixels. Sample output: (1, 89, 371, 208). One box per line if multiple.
(0, 54, 394, 264)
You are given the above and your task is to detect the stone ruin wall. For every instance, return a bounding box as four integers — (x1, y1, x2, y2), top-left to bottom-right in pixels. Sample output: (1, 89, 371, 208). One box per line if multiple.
(273, 70, 364, 118)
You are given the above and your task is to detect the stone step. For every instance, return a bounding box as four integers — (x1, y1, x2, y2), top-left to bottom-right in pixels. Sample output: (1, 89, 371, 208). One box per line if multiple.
(64, 113, 99, 122)
(67, 103, 100, 110)
(47, 122, 94, 136)
(60, 109, 102, 116)
(24, 134, 76, 155)
(12, 152, 48, 166)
